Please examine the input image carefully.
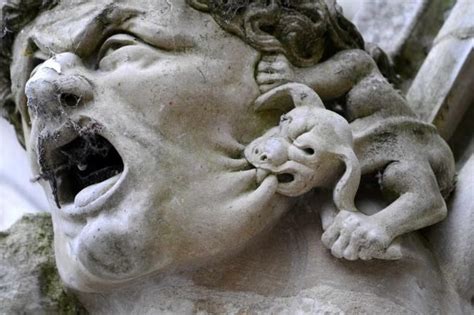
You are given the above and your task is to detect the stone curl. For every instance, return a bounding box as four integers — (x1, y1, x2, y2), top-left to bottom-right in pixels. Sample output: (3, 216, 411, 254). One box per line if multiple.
(0, 0, 58, 144)
(187, 0, 364, 67)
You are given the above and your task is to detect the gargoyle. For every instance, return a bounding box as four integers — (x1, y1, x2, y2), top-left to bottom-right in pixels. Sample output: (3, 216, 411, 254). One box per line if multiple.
(246, 81, 454, 261)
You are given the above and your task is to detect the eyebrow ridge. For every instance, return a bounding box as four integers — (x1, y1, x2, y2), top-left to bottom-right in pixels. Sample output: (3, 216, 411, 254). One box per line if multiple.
(124, 19, 196, 51)
(72, 4, 144, 58)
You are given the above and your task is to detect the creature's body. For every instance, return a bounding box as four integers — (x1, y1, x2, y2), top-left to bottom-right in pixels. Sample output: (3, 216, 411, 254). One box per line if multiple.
(354, 116, 454, 199)
(253, 50, 456, 260)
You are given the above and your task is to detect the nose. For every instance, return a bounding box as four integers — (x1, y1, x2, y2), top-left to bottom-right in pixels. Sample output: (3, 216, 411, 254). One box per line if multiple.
(250, 137, 288, 167)
(25, 53, 93, 121)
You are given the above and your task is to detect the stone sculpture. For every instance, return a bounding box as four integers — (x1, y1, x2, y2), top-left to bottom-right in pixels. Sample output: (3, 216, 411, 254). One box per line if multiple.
(0, 0, 470, 313)
(245, 80, 454, 261)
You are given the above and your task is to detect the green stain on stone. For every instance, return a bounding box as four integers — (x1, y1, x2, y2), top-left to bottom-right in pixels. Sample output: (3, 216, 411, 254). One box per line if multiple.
(0, 213, 87, 314)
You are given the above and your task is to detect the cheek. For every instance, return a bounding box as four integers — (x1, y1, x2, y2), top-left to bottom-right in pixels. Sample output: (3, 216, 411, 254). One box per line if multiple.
(153, 170, 286, 264)
(98, 56, 256, 139)
(102, 58, 206, 108)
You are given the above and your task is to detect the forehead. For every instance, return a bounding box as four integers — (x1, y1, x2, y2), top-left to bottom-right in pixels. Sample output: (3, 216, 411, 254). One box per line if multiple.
(20, 0, 211, 56)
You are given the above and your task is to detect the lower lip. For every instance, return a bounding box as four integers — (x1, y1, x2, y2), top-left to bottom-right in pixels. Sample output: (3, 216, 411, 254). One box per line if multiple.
(60, 168, 127, 218)
(74, 173, 121, 208)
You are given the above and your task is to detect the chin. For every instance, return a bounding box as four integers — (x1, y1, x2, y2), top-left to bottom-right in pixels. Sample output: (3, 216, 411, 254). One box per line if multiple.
(55, 223, 159, 292)
(75, 230, 144, 280)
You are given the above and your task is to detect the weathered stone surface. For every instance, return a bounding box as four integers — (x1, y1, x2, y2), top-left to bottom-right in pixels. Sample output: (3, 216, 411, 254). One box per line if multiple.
(77, 206, 463, 314)
(0, 0, 469, 313)
(0, 213, 85, 314)
(428, 156, 474, 311)
(406, 0, 474, 140)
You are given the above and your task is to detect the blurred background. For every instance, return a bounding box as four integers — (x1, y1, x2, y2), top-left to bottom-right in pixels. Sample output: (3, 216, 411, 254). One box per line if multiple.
(0, 119, 48, 230)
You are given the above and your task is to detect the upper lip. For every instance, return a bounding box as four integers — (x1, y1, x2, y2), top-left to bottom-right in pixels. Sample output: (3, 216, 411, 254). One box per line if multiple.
(35, 117, 125, 210)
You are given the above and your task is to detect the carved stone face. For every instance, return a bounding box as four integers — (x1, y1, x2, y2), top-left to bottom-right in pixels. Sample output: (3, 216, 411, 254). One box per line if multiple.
(245, 108, 322, 197)
(12, 0, 290, 291)
(245, 103, 353, 197)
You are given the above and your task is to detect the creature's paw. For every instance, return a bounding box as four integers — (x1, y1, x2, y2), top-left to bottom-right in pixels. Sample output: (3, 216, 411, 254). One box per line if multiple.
(256, 54, 295, 93)
(321, 210, 401, 261)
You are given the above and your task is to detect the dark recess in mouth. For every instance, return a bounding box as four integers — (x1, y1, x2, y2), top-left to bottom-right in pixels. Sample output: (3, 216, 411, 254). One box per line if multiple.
(50, 134, 124, 207)
(277, 173, 294, 183)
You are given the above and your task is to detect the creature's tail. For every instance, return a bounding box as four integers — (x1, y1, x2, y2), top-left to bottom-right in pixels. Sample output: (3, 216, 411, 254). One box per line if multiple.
(332, 148, 361, 213)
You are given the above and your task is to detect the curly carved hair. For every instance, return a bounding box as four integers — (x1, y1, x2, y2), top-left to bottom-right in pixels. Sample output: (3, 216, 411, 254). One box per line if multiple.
(1, 0, 58, 143)
(187, 0, 364, 67)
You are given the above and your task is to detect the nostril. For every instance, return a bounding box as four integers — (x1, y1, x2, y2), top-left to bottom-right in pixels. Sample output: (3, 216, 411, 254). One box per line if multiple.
(303, 147, 315, 155)
(59, 93, 81, 107)
(260, 154, 268, 161)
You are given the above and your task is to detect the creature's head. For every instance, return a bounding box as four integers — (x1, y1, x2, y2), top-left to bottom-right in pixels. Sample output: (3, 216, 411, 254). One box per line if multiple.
(245, 83, 361, 212)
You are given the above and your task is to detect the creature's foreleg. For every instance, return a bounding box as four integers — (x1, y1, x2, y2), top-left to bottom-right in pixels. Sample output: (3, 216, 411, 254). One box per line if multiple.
(375, 160, 448, 240)
(322, 159, 447, 261)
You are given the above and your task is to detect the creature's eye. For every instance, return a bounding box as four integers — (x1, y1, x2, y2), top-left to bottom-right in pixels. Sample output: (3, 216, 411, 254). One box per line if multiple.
(97, 33, 140, 62)
(280, 115, 292, 124)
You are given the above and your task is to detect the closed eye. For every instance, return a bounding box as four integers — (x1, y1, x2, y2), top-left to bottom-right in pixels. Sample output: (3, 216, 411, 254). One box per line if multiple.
(97, 33, 140, 62)
(29, 50, 50, 78)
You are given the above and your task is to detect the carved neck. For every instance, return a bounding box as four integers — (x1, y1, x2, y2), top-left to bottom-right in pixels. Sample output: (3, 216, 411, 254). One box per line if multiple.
(75, 195, 455, 314)
(75, 198, 326, 312)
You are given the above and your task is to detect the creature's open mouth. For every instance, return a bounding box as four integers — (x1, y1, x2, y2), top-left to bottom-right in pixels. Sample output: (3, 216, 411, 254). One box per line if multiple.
(276, 173, 294, 183)
(50, 133, 124, 208)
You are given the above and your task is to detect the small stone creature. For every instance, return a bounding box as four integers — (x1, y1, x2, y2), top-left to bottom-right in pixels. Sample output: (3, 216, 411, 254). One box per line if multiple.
(182, 1, 455, 262)
(246, 80, 454, 261)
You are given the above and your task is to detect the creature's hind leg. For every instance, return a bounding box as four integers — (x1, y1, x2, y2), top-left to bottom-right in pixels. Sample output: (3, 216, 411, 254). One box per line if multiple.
(374, 160, 448, 240)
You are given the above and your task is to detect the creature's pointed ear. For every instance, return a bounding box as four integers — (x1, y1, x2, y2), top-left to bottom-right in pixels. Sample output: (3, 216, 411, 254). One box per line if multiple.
(187, 0, 210, 11)
(253, 83, 325, 112)
(332, 147, 361, 212)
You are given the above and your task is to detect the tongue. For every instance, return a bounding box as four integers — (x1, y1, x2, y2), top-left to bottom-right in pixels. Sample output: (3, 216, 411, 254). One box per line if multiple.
(74, 173, 121, 208)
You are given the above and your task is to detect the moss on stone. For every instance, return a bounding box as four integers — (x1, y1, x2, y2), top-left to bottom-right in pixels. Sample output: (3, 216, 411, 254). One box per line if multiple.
(39, 262, 87, 314)
(0, 213, 87, 314)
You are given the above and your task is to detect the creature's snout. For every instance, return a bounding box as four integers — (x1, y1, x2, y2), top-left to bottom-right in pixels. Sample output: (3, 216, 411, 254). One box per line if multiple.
(244, 136, 289, 170)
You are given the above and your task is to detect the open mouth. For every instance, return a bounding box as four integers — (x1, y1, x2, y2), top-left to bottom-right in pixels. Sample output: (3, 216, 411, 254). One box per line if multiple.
(276, 173, 295, 184)
(45, 132, 124, 209)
